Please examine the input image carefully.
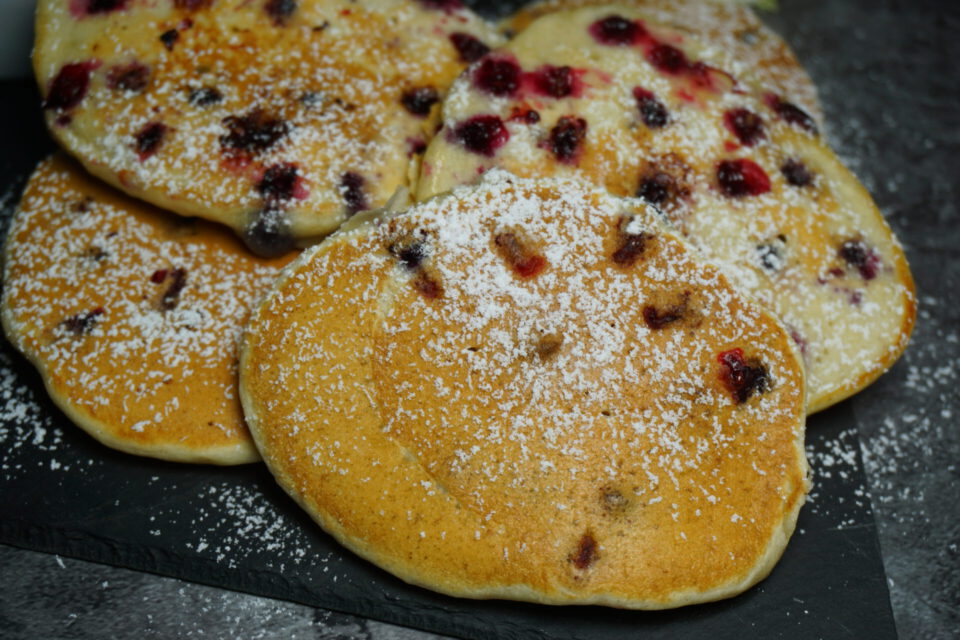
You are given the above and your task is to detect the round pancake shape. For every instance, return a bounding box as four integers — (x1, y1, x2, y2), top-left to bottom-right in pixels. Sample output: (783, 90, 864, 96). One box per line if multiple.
(241, 171, 808, 608)
(33, 0, 502, 255)
(417, 6, 915, 413)
(1, 155, 295, 464)
(502, 0, 823, 125)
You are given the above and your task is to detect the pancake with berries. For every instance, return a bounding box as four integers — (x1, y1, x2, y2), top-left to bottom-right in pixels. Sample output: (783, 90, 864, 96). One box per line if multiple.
(240, 171, 808, 608)
(33, 0, 501, 255)
(502, 0, 822, 124)
(1, 155, 294, 464)
(417, 6, 915, 412)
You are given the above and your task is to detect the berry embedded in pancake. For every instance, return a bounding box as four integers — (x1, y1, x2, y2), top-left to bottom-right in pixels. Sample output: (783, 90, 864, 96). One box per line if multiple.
(240, 171, 808, 608)
(1, 155, 295, 464)
(33, 0, 502, 255)
(501, 0, 823, 125)
(417, 6, 915, 413)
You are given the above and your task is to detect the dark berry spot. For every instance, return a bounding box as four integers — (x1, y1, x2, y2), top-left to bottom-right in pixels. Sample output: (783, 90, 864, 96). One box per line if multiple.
(531, 65, 574, 98)
(134, 122, 168, 161)
(600, 487, 628, 513)
(257, 162, 302, 206)
(62, 307, 104, 335)
(571, 532, 598, 570)
(160, 29, 180, 50)
(789, 327, 808, 356)
(339, 172, 368, 215)
(494, 233, 547, 278)
(589, 15, 643, 46)
(82, 246, 108, 262)
(243, 209, 294, 257)
(643, 293, 689, 330)
(636, 172, 672, 205)
(299, 91, 324, 108)
(78, 0, 128, 15)
(220, 109, 290, 155)
(414, 272, 443, 299)
(612, 223, 651, 267)
(107, 62, 150, 92)
(547, 116, 587, 164)
(765, 94, 818, 134)
(535, 335, 563, 360)
(408, 137, 428, 156)
(43, 61, 99, 111)
(838, 239, 880, 280)
(416, 0, 463, 12)
(400, 86, 439, 117)
(451, 115, 509, 157)
(633, 87, 668, 129)
(150, 269, 168, 283)
(723, 108, 765, 146)
(160, 268, 187, 310)
(388, 240, 427, 271)
(717, 159, 771, 197)
(781, 158, 813, 187)
(71, 197, 94, 214)
(265, 0, 297, 24)
(756, 238, 786, 272)
(473, 57, 521, 97)
(508, 105, 540, 124)
(188, 86, 223, 106)
(449, 33, 489, 63)
(647, 44, 690, 75)
(717, 348, 769, 404)
(173, 0, 211, 8)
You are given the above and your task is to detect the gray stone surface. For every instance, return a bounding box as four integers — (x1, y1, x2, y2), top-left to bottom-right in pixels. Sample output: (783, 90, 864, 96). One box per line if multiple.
(2, 0, 958, 639)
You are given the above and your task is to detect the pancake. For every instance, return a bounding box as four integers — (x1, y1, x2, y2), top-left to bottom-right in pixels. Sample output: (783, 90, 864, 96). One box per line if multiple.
(501, 0, 823, 125)
(1, 155, 294, 464)
(417, 6, 915, 413)
(240, 171, 808, 608)
(33, 0, 502, 255)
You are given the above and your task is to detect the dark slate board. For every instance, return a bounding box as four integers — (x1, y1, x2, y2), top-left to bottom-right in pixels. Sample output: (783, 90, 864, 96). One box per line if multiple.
(0, 2, 899, 634)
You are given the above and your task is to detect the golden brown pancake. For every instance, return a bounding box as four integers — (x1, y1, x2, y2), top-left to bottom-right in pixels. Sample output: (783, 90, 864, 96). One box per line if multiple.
(241, 171, 808, 608)
(501, 0, 823, 124)
(417, 6, 915, 413)
(1, 155, 294, 464)
(34, 0, 502, 255)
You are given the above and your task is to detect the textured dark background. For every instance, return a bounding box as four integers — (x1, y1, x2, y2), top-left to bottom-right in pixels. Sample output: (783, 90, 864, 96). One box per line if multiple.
(2, 0, 958, 638)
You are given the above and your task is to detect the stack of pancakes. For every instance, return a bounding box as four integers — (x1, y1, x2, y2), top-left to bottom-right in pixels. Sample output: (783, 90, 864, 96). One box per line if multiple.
(3, 0, 914, 609)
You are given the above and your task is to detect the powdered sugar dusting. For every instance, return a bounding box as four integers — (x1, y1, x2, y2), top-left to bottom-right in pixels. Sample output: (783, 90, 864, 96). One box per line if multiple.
(1, 157, 289, 460)
(35, 0, 502, 239)
(244, 171, 808, 602)
(419, 4, 913, 411)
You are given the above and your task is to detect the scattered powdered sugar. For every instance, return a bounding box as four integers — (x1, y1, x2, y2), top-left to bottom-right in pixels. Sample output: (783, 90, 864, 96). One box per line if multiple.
(37, 0, 502, 238)
(245, 170, 809, 599)
(854, 294, 960, 625)
(1, 157, 287, 456)
(420, 4, 913, 410)
(178, 481, 318, 571)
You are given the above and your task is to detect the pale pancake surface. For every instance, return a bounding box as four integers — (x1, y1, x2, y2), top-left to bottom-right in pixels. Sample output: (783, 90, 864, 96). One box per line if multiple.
(34, 0, 502, 253)
(502, 0, 823, 124)
(1, 155, 293, 464)
(241, 171, 808, 608)
(418, 6, 915, 412)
